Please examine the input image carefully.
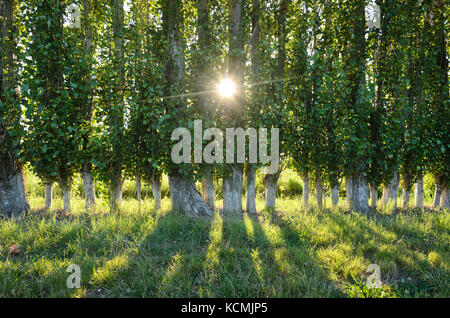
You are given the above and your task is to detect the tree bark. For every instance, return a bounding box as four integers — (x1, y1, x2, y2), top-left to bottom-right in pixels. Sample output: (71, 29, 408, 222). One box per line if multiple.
(402, 188, 410, 209)
(315, 175, 323, 209)
(349, 174, 369, 213)
(433, 177, 443, 208)
(0, 0, 29, 217)
(246, 0, 259, 216)
(369, 183, 378, 208)
(303, 172, 309, 207)
(382, 171, 399, 209)
(245, 165, 257, 214)
(331, 184, 339, 207)
(110, 176, 123, 212)
(44, 183, 52, 210)
(223, 164, 243, 216)
(169, 173, 212, 217)
(58, 181, 71, 213)
(440, 187, 450, 209)
(109, 0, 125, 213)
(414, 174, 424, 208)
(136, 175, 141, 205)
(345, 176, 353, 206)
(82, 164, 96, 211)
(264, 172, 279, 210)
(0, 171, 29, 217)
(402, 173, 413, 209)
(201, 172, 215, 211)
(151, 174, 162, 211)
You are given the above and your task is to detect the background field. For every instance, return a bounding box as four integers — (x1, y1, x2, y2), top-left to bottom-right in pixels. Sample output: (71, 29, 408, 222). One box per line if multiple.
(0, 168, 448, 298)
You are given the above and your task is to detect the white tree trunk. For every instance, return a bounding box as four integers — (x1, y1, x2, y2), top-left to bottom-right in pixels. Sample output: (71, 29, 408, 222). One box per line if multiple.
(223, 164, 243, 216)
(201, 172, 215, 211)
(345, 176, 353, 206)
(331, 184, 339, 207)
(0, 171, 29, 217)
(440, 187, 450, 209)
(169, 173, 212, 217)
(382, 171, 399, 208)
(315, 175, 323, 209)
(82, 169, 96, 211)
(151, 175, 162, 211)
(264, 172, 279, 210)
(45, 183, 53, 210)
(414, 175, 424, 209)
(369, 183, 378, 208)
(110, 177, 123, 212)
(402, 174, 413, 209)
(136, 176, 141, 205)
(245, 165, 257, 214)
(402, 188, 410, 209)
(349, 174, 369, 213)
(59, 181, 71, 213)
(433, 180, 442, 208)
(303, 172, 309, 207)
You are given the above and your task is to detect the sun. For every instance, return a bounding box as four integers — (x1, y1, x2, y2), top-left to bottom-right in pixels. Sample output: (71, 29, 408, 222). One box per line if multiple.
(218, 78, 236, 98)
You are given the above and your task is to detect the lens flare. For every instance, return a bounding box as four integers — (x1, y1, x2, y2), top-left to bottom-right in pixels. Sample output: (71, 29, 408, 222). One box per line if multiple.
(218, 78, 236, 98)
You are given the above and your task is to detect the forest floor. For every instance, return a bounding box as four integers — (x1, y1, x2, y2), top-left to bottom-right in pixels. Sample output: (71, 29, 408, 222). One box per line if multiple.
(0, 195, 448, 298)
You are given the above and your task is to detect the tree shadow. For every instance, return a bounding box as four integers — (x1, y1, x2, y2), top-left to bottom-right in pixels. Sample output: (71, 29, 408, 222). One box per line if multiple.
(98, 211, 214, 297)
(323, 210, 447, 296)
(252, 211, 344, 297)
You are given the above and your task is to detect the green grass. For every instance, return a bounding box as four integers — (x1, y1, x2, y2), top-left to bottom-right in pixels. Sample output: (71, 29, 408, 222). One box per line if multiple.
(1, 191, 448, 298)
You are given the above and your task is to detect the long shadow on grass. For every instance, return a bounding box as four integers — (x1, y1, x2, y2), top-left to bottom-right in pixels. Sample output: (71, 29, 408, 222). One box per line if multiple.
(324, 210, 448, 296)
(205, 211, 341, 297)
(255, 212, 343, 297)
(202, 214, 270, 297)
(110, 211, 213, 297)
(1, 209, 214, 297)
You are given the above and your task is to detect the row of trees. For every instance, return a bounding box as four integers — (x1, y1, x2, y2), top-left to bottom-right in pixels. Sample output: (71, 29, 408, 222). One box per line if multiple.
(1, 0, 448, 217)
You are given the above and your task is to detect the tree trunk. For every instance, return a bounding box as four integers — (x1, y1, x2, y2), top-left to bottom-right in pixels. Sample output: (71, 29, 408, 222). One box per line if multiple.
(247, 0, 260, 216)
(169, 173, 212, 217)
(58, 181, 71, 213)
(81, 0, 96, 213)
(345, 176, 353, 206)
(223, 164, 243, 216)
(402, 173, 413, 209)
(0, 1, 29, 217)
(151, 175, 162, 211)
(331, 184, 339, 207)
(110, 176, 123, 212)
(402, 188, 410, 209)
(369, 183, 378, 208)
(303, 172, 309, 207)
(0, 171, 29, 217)
(45, 183, 53, 210)
(382, 171, 399, 209)
(440, 187, 450, 209)
(349, 174, 369, 213)
(433, 178, 443, 208)
(245, 165, 257, 214)
(136, 175, 141, 205)
(414, 174, 424, 208)
(264, 172, 279, 210)
(82, 164, 96, 212)
(201, 172, 215, 210)
(109, 0, 125, 214)
(315, 175, 323, 209)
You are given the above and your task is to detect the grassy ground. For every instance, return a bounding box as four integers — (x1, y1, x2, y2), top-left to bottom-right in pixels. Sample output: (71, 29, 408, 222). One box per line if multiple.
(0, 192, 448, 298)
